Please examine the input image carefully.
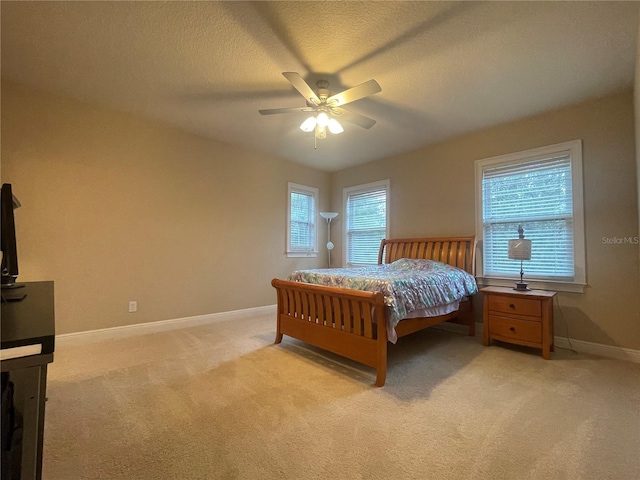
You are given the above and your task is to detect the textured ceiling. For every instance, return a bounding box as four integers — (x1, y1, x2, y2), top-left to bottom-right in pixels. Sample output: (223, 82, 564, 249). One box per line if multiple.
(1, 1, 638, 172)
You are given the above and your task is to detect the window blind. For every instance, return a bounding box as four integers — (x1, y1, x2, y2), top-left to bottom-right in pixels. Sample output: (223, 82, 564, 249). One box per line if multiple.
(482, 154, 575, 280)
(290, 190, 316, 251)
(346, 186, 387, 265)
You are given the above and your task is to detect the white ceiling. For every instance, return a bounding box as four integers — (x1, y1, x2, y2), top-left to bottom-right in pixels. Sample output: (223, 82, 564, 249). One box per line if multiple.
(1, 1, 638, 172)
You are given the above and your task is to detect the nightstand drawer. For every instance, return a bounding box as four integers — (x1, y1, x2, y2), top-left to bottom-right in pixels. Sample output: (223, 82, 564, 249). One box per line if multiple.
(488, 296, 541, 317)
(488, 315, 542, 343)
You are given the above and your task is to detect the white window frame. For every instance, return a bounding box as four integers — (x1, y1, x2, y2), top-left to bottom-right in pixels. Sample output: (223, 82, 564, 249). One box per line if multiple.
(286, 182, 318, 257)
(343, 179, 390, 266)
(475, 140, 586, 293)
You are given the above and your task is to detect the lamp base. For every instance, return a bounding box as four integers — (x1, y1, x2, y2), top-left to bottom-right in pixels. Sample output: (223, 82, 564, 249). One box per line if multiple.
(513, 281, 531, 291)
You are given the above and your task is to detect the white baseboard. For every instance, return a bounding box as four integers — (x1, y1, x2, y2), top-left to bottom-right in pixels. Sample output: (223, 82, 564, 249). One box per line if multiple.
(57, 309, 640, 363)
(436, 322, 640, 363)
(56, 304, 277, 347)
(553, 336, 640, 363)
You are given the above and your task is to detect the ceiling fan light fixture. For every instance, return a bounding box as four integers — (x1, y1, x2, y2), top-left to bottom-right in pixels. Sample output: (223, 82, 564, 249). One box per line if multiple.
(300, 116, 317, 133)
(328, 118, 344, 134)
(260, 73, 381, 147)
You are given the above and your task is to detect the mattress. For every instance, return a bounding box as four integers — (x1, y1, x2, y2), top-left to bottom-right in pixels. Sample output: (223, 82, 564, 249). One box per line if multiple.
(288, 258, 478, 343)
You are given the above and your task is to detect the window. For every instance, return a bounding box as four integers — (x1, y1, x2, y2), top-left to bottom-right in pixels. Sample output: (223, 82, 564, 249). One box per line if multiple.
(475, 140, 585, 292)
(343, 180, 389, 266)
(287, 183, 318, 257)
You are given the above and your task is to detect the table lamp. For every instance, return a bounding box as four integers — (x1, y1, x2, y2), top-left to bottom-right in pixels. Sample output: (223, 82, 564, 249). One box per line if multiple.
(508, 225, 532, 291)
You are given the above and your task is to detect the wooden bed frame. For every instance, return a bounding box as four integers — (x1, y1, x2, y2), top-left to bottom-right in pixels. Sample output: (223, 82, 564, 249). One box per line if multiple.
(271, 236, 476, 386)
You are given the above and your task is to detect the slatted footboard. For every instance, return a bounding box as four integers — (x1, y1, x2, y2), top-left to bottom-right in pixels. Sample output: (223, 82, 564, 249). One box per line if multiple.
(273, 236, 477, 386)
(271, 279, 389, 387)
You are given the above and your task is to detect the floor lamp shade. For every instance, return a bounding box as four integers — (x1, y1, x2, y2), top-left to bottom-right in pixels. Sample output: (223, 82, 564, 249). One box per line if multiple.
(319, 212, 338, 220)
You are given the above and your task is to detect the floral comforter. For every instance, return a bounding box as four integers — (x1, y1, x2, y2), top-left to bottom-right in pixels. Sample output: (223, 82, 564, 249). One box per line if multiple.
(288, 258, 478, 343)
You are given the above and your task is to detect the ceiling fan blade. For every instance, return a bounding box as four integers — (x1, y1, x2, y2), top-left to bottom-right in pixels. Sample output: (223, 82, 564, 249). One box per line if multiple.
(259, 107, 311, 115)
(282, 72, 321, 106)
(327, 79, 381, 107)
(336, 108, 377, 129)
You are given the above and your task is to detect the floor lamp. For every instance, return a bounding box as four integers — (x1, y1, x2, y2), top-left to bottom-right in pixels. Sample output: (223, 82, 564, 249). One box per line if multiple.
(319, 212, 338, 267)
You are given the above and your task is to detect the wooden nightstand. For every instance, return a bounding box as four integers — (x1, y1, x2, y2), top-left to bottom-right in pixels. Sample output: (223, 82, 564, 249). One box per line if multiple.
(481, 286, 556, 359)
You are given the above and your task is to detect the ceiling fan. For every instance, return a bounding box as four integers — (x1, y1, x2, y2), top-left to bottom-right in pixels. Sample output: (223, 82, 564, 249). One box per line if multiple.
(259, 72, 381, 144)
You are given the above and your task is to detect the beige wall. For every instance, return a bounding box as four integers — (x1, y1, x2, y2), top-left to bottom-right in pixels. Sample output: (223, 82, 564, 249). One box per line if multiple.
(1, 80, 330, 334)
(331, 90, 640, 350)
(3, 80, 638, 350)
(636, 11, 640, 261)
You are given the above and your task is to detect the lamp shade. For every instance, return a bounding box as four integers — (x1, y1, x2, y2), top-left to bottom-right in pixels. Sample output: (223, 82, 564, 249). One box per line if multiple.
(316, 112, 329, 127)
(300, 116, 317, 133)
(319, 212, 338, 220)
(508, 239, 532, 261)
(327, 118, 344, 134)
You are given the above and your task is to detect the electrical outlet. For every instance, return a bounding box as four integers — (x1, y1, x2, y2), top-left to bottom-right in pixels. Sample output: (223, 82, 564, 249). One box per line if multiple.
(128, 301, 137, 313)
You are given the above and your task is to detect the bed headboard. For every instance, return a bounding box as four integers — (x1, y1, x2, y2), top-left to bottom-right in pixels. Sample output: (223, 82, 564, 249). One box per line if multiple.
(378, 236, 476, 275)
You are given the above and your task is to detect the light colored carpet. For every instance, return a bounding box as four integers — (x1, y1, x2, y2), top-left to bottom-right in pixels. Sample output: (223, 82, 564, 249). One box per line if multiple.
(43, 312, 640, 480)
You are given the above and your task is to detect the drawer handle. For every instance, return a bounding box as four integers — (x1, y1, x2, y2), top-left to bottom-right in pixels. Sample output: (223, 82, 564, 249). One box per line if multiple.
(509, 327, 516, 332)
(509, 304, 516, 309)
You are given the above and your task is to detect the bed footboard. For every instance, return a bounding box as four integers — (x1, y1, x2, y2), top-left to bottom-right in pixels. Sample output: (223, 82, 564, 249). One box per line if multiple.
(271, 279, 389, 387)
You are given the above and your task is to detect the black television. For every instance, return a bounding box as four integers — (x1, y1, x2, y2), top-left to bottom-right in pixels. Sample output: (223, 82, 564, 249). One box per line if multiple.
(1, 183, 24, 292)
